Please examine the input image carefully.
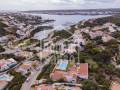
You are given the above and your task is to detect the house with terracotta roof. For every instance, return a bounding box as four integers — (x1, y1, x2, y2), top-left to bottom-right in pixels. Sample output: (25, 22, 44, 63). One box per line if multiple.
(0, 74, 13, 82)
(68, 63, 88, 80)
(32, 84, 82, 90)
(16, 61, 32, 75)
(37, 48, 52, 59)
(0, 74, 14, 90)
(50, 62, 88, 82)
(63, 44, 77, 54)
(0, 80, 8, 90)
(50, 59, 69, 81)
(38, 84, 53, 90)
(16, 60, 39, 75)
(77, 63, 88, 79)
(15, 51, 33, 59)
(73, 30, 86, 48)
(0, 58, 17, 71)
(89, 31, 103, 39)
(111, 81, 120, 90)
(102, 34, 114, 42)
(50, 70, 66, 81)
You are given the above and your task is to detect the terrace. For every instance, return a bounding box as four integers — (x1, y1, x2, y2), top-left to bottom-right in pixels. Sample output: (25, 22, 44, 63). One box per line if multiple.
(0, 58, 17, 72)
(56, 59, 68, 71)
(63, 44, 77, 54)
(37, 48, 52, 59)
(16, 61, 33, 75)
(50, 62, 88, 82)
(68, 63, 88, 79)
(15, 51, 33, 59)
(16, 60, 40, 75)
(0, 74, 14, 90)
(0, 74, 13, 81)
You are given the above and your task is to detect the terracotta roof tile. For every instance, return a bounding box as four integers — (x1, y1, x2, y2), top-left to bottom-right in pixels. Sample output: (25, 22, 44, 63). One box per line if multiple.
(111, 82, 120, 90)
(41, 84, 53, 90)
(50, 71, 65, 81)
(78, 63, 88, 79)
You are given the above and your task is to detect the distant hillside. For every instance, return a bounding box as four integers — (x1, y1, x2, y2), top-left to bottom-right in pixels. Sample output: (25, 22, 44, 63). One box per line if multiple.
(23, 8, 120, 15)
(78, 15, 120, 28)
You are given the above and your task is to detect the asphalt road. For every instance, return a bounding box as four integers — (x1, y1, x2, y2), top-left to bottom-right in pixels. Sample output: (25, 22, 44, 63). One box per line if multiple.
(21, 57, 51, 90)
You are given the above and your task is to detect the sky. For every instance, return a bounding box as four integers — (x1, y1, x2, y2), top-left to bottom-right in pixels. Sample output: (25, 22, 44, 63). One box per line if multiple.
(0, 0, 120, 11)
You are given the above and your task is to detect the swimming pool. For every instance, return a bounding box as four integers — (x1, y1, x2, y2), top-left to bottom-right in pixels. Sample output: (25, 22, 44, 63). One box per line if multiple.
(0, 75, 7, 81)
(57, 60, 68, 70)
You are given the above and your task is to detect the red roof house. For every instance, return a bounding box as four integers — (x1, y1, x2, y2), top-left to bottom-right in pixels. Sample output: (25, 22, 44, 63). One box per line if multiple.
(50, 71, 65, 81)
(78, 63, 88, 79)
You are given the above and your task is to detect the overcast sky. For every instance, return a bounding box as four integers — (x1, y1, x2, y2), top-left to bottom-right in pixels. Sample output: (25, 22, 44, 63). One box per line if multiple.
(0, 0, 120, 11)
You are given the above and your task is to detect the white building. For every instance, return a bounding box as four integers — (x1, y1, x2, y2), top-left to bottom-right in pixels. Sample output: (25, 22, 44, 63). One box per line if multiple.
(102, 34, 114, 42)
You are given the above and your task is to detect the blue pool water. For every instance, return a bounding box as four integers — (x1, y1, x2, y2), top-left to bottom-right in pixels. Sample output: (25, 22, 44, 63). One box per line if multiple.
(58, 61, 68, 70)
(0, 76, 7, 80)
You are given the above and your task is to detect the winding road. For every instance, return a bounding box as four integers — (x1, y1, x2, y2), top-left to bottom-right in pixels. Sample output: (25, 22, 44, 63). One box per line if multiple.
(21, 57, 51, 90)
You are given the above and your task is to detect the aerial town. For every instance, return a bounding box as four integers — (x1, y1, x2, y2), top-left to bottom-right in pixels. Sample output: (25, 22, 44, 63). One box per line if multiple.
(0, 11, 120, 90)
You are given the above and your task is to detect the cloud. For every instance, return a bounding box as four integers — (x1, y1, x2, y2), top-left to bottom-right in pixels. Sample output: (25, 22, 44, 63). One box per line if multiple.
(71, 0, 85, 4)
(0, 0, 119, 10)
(51, 0, 85, 4)
(86, 0, 114, 2)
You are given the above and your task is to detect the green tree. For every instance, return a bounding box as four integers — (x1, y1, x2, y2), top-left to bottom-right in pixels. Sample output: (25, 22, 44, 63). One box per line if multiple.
(95, 74, 110, 90)
(82, 80, 97, 90)
(5, 71, 26, 90)
(93, 50, 112, 64)
(0, 45, 5, 52)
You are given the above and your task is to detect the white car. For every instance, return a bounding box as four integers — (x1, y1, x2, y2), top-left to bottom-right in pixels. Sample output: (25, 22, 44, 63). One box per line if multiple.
(26, 78, 30, 82)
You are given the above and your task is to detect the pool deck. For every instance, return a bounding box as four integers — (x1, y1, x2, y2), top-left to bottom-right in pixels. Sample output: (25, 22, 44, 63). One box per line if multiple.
(56, 59, 68, 71)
